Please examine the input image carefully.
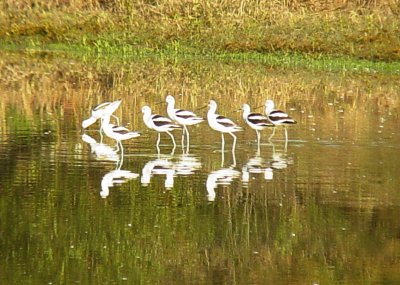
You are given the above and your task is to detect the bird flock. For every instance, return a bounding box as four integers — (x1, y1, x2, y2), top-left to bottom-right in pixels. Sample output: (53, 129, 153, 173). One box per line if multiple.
(82, 95, 297, 157)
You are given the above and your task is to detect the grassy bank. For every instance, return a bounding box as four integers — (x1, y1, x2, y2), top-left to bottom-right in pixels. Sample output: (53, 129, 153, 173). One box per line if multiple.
(1, 0, 400, 65)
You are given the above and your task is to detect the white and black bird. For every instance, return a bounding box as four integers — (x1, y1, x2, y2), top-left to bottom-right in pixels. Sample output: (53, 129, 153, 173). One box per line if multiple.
(239, 103, 273, 145)
(264, 99, 297, 141)
(100, 115, 140, 159)
(82, 99, 121, 130)
(207, 100, 242, 150)
(141, 106, 181, 148)
(166, 95, 204, 150)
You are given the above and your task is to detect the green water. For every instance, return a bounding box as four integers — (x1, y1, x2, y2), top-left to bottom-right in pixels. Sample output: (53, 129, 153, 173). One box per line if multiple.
(0, 53, 399, 285)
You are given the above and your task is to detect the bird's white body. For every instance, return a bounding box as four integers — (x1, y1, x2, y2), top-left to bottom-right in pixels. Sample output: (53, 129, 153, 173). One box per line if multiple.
(207, 100, 242, 134)
(100, 115, 140, 164)
(264, 100, 296, 126)
(142, 106, 180, 133)
(101, 116, 140, 142)
(82, 99, 121, 129)
(166, 95, 203, 126)
(241, 104, 272, 131)
(207, 100, 242, 151)
(141, 106, 180, 147)
(165, 95, 203, 152)
(263, 99, 296, 142)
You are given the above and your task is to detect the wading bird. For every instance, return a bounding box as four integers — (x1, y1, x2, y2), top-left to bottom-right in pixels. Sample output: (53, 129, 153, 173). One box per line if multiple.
(141, 106, 180, 149)
(100, 115, 140, 163)
(165, 95, 204, 152)
(82, 99, 122, 130)
(264, 99, 296, 142)
(239, 103, 273, 147)
(206, 100, 242, 151)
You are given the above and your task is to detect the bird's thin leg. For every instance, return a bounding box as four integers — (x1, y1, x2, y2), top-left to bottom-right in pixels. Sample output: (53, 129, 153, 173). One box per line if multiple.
(99, 124, 104, 143)
(229, 132, 237, 166)
(156, 144, 161, 157)
(167, 131, 176, 148)
(181, 128, 185, 148)
(115, 140, 120, 152)
(118, 141, 124, 170)
(268, 127, 276, 141)
(284, 138, 288, 153)
(284, 128, 288, 153)
(156, 133, 161, 147)
(284, 127, 288, 143)
(221, 144, 225, 168)
(230, 132, 237, 152)
(232, 147, 237, 167)
(184, 125, 190, 154)
(256, 130, 261, 154)
(221, 133, 225, 167)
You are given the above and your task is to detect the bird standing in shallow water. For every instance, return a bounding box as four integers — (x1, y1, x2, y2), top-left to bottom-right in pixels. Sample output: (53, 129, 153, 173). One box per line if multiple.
(100, 115, 140, 165)
(141, 106, 181, 150)
(207, 100, 242, 151)
(82, 99, 121, 130)
(239, 103, 273, 147)
(264, 99, 296, 142)
(165, 95, 203, 152)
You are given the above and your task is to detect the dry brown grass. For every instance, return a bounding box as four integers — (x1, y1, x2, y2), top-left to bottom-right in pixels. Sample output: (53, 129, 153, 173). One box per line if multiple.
(1, 0, 400, 60)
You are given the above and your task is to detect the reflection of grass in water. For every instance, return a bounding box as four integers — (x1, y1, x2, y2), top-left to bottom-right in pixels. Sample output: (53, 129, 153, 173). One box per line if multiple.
(1, 52, 397, 200)
(0, 56, 399, 283)
(3, 163, 397, 285)
(0, 51, 399, 160)
(0, 52, 398, 118)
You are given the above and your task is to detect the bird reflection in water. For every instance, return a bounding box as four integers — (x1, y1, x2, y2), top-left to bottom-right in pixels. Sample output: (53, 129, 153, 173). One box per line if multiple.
(141, 152, 202, 190)
(242, 149, 274, 187)
(206, 168, 241, 201)
(100, 169, 139, 198)
(82, 134, 139, 198)
(268, 140, 293, 170)
(141, 157, 175, 189)
(99, 153, 139, 198)
(81, 133, 119, 162)
(206, 143, 240, 201)
(174, 154, 202, 175)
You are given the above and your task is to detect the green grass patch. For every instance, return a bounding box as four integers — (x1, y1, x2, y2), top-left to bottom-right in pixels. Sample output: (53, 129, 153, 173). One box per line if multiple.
(1, 2, 400, 73)
(1, 37, 399, 75)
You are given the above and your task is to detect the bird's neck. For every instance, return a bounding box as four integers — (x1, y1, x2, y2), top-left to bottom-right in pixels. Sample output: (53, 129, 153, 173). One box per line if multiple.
(143, 111, 151, 121)
(101, 115, 111, 125)
(242, 109, 249, 120)
(166, 102, 175, 117)
(207, 106, 216, 118)
(265, 106, 273, 115)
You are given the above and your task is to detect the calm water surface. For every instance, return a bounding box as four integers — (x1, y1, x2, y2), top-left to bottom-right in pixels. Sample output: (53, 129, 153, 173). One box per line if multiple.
(0, 53, 399, 284)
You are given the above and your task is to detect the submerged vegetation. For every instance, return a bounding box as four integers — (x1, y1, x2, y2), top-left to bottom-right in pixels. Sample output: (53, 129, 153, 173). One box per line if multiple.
(1, 0, 400, 69)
